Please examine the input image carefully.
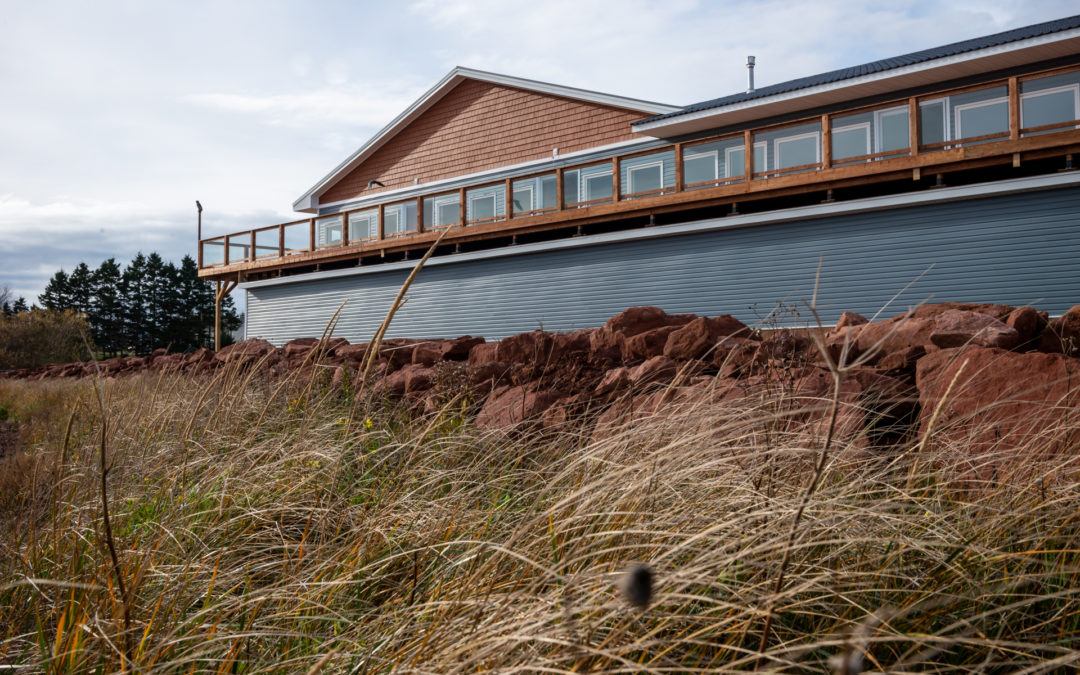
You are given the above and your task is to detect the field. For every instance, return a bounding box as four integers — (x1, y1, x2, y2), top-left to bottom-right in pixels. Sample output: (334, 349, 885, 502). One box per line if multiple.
(1, 360, 1079, 673)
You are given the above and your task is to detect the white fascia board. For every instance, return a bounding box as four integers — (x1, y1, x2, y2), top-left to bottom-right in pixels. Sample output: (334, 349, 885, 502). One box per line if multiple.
(243, 171, 1080, 291)
(292, 66, 680, 213)
(314, 137, 665, 213)
(633, 27, 1080, 135)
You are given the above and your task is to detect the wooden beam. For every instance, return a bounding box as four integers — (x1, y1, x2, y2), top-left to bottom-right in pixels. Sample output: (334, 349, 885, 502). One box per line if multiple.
(612, 157, 621, 202)
(821, 114, 832, 170)
(459, 187, 466, 227)
(743, 130, 753, 179)
(1009, 76, 1021, 141)
(556, 167, 565, 210)
(909, 97, 920, 156)
(416, 196, 424, 234)
(249, 230, 256, 263)
(674, 142, 683, 192)
(505, 178, 513, 219)
(378, 203, 385, 240)
(309, 218, 316, 251)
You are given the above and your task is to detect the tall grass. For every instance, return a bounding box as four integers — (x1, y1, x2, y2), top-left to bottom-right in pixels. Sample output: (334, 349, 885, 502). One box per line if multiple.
(1, 361, 1079, 673)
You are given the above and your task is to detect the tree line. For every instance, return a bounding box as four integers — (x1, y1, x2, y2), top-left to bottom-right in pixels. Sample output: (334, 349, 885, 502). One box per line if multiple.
(11, 253, 241, 356)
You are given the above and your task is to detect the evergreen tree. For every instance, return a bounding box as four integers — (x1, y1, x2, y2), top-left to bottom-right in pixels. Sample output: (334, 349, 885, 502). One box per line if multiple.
(121, 253, 150, 354)
(67, 263, 95, 316)
(39, 270, 72, 310)
(91, 259, 124, 356)
(12, 297, 29, 314)
(171, 255, 207, 350)
(143, 253, 177, 350)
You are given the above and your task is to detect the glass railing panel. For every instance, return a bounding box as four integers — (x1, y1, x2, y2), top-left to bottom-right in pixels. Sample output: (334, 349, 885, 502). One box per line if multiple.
(253, 228, 279, 259)
(423, 193, 460, 229)
(201, 238, 225, 266)
(282, 221, 309, 254)
(753, 120, 822, 178)
(466, 185, 505, 223)
(831, 105, 909, 165)
(683, 138, 746, 189)
(621, 150, 675, 198)
(511, 174, 557, 215)
(564, 163, 612, 207)
(348, 208, 379, 242)
(383, 201, 418, 236)
(1021, 70, 1080, 136)
(922, 85, 1008, 150)
(315, 216, 344, 248)
(226, 235, 249, 263)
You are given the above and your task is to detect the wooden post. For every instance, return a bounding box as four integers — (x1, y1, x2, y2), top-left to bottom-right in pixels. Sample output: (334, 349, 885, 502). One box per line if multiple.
(416, 196, 424, 234)
(459, 187, 466, 226)
(214, 280, 221, 351)
(249, 230, 256, 261)
(674, 142, 683, 191)
(821, 114, 832, 169)
(556, 167, 565, 209)
(309, 218, 316, 250)
(1008, 76, 1020, 140)
(378, 204, 385, 240)
(504, 178, 513, 218)
(612, 157, 621, 201)
(909, 97, 920, 157)
(196, 202, 203, 267)
(278, 224, 285, 257)
(342, 212, 350, 244)
(743, 130, 753, 179)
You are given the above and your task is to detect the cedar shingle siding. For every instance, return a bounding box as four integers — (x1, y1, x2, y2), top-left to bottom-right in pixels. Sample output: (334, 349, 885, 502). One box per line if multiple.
(320, 80, 647, 205)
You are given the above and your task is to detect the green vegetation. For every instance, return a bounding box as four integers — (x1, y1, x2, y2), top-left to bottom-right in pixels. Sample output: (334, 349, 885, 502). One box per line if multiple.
(0, 364, 1078, 673)
(0, 309, 92, 370)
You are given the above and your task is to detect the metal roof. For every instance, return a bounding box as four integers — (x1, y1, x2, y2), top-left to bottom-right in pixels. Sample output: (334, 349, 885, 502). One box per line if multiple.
(637, 14, 1080, 127)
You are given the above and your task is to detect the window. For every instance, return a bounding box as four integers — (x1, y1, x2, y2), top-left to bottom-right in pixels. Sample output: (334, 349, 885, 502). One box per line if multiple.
(424, 194, 459, 229)
(584, 171, 612, 201)
(383, 209, 399, 235)
(627, 161, 663, 194)
(349, 209, 378, 240)
(774, 132, 820, 171)
(1021, 84, 1080, 133)
(565, 165, 612, 205)
(876, 106, 909, 152)
(470, 193, 496, 221)
(512, 185, 533, 213)
(954, 96, 1008, 141)
(726, 143, 766, 176)
(684, 149, 718, 184)
(384, 202, 417, 235)
(316, 216, 343, 247)
(832, 122, 870, 162)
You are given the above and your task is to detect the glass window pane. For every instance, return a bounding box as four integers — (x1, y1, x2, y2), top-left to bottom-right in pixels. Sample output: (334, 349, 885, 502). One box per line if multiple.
(684, 152, 717, 184)
(403, 203, 417, 231)
(727, 148, 745, 177)
(832, 125, 869, 160)
(753, 144, 766, 173)
(627, 164, 662, 194)
(920, 101, 946, 145)
(1022, 88, 1077, 131)
(564, 170, 580, 205)
(878, 109, 910, 152)
(384, 210, 399, 235)
(437, 201, 458, 226)
(585, 173, 612, 201)
(471, 195, 495, 220)
(955, 99, 1008, 140)
(775, 134, 819, 170)
(512, 187, 533, 212)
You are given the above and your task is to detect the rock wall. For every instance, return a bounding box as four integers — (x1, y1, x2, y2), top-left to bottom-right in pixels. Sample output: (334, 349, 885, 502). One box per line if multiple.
(3, 302, 1078, 455)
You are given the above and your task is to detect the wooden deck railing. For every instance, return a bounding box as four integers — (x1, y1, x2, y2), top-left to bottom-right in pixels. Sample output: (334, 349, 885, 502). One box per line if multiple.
(199, 63, 1080, 272)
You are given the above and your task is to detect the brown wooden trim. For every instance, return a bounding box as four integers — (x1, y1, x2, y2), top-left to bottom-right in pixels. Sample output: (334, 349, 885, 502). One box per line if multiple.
(249, 231, 256, 263)
(1017, 62, 1080, 84)
(612, 157, 621, 202)
(308, 218, 315, 251)
(378, 203, 385, 240)
(674, 142, 683, 191)
(458, 187, 466, 226)
(753, 161, 823, 179)
(505, 177, 513, 218)
(1022, 120, 1080, 135)
(918, 131, 1010, 152)
(683, 177, 745, 190)
(556, 167, 565, 210)
(565, 195, 615, 208)
(831, 147, 911, 164)
(909, 97, 920, 157)
(743, 130, 753, 179)
(1009, 76, 1020, 141)
(277, 224, 285, 257)
(342, 212, 350, 243)
(821, 114, 832, 169)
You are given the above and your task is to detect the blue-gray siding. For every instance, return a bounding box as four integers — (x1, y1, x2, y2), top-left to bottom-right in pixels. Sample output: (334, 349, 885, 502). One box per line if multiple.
(245, 184, 1080, 345)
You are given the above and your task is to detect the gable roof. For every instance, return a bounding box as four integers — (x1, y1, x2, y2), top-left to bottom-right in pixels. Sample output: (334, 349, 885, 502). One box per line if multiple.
(634, 15, 1080, 137)
(293, 67, 680, 212)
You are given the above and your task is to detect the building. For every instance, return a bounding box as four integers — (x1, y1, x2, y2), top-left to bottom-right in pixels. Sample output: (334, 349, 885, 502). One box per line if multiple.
(199, 16, 1080, 347)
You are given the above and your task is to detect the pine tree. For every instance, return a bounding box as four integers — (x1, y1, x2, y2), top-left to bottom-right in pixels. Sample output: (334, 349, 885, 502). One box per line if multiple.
(121, 253, 150, 354)
(67, 263, 95, 316)
(171, 255, 206, 351)
(39, 270, 72, 310)
(144, 253, 176, 350)
(92, 259, 124, 356)
(12, 297, 29, 314)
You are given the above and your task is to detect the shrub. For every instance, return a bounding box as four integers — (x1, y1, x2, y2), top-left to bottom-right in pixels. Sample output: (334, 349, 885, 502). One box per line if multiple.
(0, 309, 92, 369)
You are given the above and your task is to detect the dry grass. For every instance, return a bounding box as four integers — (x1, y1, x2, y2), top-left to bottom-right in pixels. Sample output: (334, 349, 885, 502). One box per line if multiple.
(1, 361, 1079, 674)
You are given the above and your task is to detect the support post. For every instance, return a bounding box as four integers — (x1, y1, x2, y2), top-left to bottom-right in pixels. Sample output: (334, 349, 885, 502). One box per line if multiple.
(820, 114, 832, 169)
(196, 201, 203, 267)
(909, 96, 920, 157)
(612, 157, 621, 202)
(214, 280, 221, 351)
(1008, 76, 1020, 140)
(674, 142, 683, 191)
(743, 130, 753, 179)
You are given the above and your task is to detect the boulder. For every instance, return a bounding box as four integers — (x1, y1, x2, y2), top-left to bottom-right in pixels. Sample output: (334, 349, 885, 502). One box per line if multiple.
(1037, 305, 1080, 356)
(474, 385, 564, 431)
(758, 328, 814, 362)
(215, 338, 274, 364)
(496, 330, 562, 365)
(623, 325, 680, 361)
(835, 312, 868, 329)
(663, 315, 753, 361)
(403, 365, 435, 393)
(591, 306, 695, 361)
(916, 345, 1080, 457)
(335, 344, 369, 364)
(468, 342, 500, 365)
(413, 336, 485, 365)
(928, 309, 1019, 350)
(1006, 306, 1048, 347)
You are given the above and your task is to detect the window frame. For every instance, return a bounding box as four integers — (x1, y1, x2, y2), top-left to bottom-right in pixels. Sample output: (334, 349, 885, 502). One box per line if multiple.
(919, 97, 950, 146)
(683, 148, 719, 184)
(773, 131, 821, 172)
(831, 121, 871, 162)
(626, 160, 665, 195)
(580, 166, 614, 203)
(348, 210, 378, 241)
(1020, 83, 1080, 131)
(953, 95, 1009, 141)
(874, 106, 910, 153)
(468, 192, 498, 222)
(511, 184, 534, 214)
(430, 194, 460, 229)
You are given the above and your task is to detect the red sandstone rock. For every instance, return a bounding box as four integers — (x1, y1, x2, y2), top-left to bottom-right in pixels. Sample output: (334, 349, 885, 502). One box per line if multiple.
(759, 328, 814, 362)
(379, 339, 421, 370)
(496, 330, 562, 364)
(591, 306, 695, 361)
(414, 336, 485, 365)
(714, 337, 766, 378)
(1038, 305, 1080, 356)
(877, 345, 926, 373)
(629, 355, 679, 386)
(475, 385, 564, 431)
(215, 338, 274, 364)
(835, 312, 868, 329)
(928, 309, 1019, 350)
(469, 361, 510, 390)
(1006, 306, 1048, 346)
(623, 325, 680, 361)
(468, 342, 500, 365)
(374, 368, 409, 398)
(335, 344, 369, 364)
(664, 315, 753, 361)
(916, 345, 1080, 456)
(404, 365, 435, 393)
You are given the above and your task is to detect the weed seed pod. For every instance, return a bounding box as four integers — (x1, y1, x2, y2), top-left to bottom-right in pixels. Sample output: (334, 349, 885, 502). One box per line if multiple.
(621, 563, 654, 610)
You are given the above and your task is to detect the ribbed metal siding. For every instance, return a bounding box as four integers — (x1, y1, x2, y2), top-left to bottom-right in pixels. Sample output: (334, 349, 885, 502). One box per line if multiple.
(246, 185, 1080, 345)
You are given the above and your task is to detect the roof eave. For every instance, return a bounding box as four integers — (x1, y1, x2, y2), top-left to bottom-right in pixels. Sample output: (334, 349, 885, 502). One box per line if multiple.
(633, 27, 1080, 139)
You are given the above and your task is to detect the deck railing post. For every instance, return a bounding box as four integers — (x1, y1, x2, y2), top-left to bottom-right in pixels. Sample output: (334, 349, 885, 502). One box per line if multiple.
(342, 212, 349, 245)
(504, 178, 512, 219)
(1009, 76, 1021, 140)
(250, 230, 256, 262)
(309, 218, 316, 251)
(459, 187, 466, 226)
(821, 114, 832, 170)
(278, 224, 285, 257)
(612, 157, 621, 202)
(909, 97, 920, 157)
(674, 142, 683, 192)
(378, 204, 385, 240)
(416, 196, 424, 234)
(556, 167, 565, 210)
(743, 130, 753, 180)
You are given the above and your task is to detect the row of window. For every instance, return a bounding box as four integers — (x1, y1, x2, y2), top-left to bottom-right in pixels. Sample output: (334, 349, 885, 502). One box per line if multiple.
(203, 70, 1080, 261)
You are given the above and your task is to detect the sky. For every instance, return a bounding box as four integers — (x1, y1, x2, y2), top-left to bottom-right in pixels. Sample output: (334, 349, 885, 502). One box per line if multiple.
(1, 0, 1076, 307)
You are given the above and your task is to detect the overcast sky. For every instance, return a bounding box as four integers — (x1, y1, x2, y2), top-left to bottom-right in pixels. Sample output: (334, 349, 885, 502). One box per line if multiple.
(1, 0, 1076, 305)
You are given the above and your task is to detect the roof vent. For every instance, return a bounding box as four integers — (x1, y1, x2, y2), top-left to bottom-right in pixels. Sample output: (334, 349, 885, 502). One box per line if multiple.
(746, 56, 756, 94)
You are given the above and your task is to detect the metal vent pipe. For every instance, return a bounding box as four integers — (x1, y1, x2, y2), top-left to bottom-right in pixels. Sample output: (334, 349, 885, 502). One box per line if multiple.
(746, 55, 756, 93)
